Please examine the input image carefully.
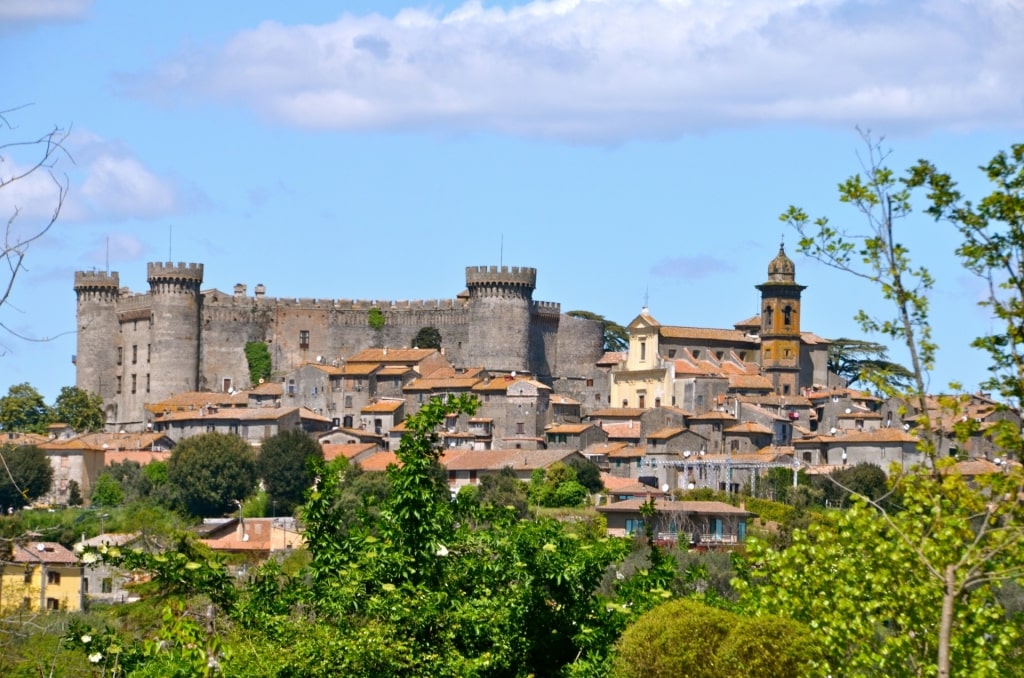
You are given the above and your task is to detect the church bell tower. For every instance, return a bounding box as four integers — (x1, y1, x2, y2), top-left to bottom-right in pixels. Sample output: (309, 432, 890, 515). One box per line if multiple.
(756, 243, 806, 396)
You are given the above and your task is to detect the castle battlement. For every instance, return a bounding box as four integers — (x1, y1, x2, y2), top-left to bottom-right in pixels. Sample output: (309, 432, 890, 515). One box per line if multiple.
(147, 261, 205, 283)
(465, 265, 537, 288)
(532, 300, 562, 316)
(74, 270, 120, 290)
(116, 293, 153, 311)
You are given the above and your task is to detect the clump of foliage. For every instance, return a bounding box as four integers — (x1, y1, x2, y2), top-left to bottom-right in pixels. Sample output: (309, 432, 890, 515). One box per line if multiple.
(256, 430, 324, 516)
(612, 598, 821, 678)
(0, 382, 50, 433)
(411, 325, 442, 349)
(530, 461, 589, 507)
(167, 432, 257, 517)
(90, 472, 125, 507)
(244, 341, 271, 386)
(52, 385, 106, 432)
(567, 310, 629, 352)
(367, 306, 386, 331)
(0, 444, 53, 510)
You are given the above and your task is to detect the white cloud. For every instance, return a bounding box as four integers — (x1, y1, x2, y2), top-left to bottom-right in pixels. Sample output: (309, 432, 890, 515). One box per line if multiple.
(128, 0, 1024, 142)
(61, 130, 201, 222)
(0, 0, 91, 25)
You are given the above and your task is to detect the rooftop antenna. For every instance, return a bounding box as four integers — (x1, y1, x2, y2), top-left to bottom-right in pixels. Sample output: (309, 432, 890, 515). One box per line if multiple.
(643, 286, 649, 310)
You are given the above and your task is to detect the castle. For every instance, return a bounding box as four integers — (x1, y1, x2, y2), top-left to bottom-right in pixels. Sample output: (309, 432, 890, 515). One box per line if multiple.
(75, 263, 606, 430)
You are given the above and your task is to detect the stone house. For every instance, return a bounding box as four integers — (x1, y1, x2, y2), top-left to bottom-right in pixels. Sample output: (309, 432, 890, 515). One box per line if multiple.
(545, 423, 608, 451)
(440, 448, 590, 493)
(151, 405, 331, 445)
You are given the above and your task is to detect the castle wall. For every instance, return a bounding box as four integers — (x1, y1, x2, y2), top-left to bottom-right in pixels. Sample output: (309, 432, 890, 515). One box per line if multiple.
(554, 312, 606, 376)
(75, 262, 604, 432)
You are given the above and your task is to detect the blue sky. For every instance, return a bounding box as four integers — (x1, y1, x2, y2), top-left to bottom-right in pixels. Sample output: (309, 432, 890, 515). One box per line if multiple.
(2, 0, 1022, 403)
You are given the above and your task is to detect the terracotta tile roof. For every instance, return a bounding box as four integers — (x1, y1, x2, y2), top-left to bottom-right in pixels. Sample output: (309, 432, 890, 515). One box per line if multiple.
(550, 394, 581, 406)
(837, 410, 883, 420)
(1, 431, 49, 446)
(357, 451, 401, 472)
(724, 422, 774, 435)
(609, 481, 665, 496)
(361, 400, 405, 413)
(600, 473, 642, 491)
(596, 351, 627, 366)
(598, 498, 752, 515)
(944, 459, 1005, 476)
(12, 542, 79, 565)
(152, 406, 328, 423)
(646, 427, 686, 440)
(741, 449, 796, 462)
(338, 363, 380, 377)
(688, 411, 738, 422)
(603, 422, 643, 439)
(734, 315, 761, 329)
(546, 423, 595, 435)
(660, 326, 758, 343)
(105, 450, 172, 466)
(832, 428, 919, 444)
(606, 444, 646, 458)
(584, 442, 630, 456)
(660, 405, 693, 416)
(322, 442, 378, 462)
(405, 376, 483, 391)
(41, 432, 174, 452)
(377, 366, 414, 377)
(347, 348, 438, 364)
(422, 366, 486, 379)
(800, 332, 831, 345)
(589, 408, 647, 418)
(728, 374, 774, 390)
(145, 391, 248, 413)
(735, 394, 813, 408)
(250, 381, 284, 395)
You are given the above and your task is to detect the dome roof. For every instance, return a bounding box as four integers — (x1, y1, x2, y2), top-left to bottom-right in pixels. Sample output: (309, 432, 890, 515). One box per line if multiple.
(767, 243, 795, 281)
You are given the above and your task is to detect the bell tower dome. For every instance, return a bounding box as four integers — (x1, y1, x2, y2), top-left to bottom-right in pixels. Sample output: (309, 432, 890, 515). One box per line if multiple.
(756, 243, 806, 396)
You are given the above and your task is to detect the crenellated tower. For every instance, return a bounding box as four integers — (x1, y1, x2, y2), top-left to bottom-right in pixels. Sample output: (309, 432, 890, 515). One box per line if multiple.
(74, 270, 121, 421)
(465, 265, 536, 373)
(147, 262, 204, 406)
(756, 244, 806, 396)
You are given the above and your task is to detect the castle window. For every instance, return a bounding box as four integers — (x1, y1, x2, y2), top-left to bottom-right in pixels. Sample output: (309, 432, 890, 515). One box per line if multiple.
(516, 422, 525, 435)
(783, 384, 791, 395)
(147, 344, 151, 363)
(299, 330, 310, 349)
(116, 376, 122, 394)
(668, 349, 676, 358)
(764, 306, 773, 329)
(131, 374, 137, 394)
(783, 306, 793, 326)
(132, 344, 137, 364)
(784, 348, 791, 358)
(146, 374, 150, 393)
(595, 394, 601, 402)
(586, 378, 594, 387)
(117, 347, 123, 366)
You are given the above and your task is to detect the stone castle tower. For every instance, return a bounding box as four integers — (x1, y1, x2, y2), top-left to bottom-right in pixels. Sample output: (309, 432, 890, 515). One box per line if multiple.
(74, 262, 603, 430)
(465, 265, 536, 373)
(756, 243, 806, 396)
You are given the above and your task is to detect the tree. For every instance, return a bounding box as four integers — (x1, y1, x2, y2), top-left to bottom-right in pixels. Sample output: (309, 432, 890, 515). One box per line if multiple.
(565, 455, 604, 494)
(90, 472, 125, 507)
(568, 309, 629, 352)
(1, 108, 70, 347)
(244, 341, 271, 386)
(530, 462, 589, 507)
(411, 326, 442, 349)
(0, 444, 53, 510)
(256, 429, 324, 515)
(765, 134, 1024, 677)
(52, 385, 105, 432)
(367, 306, 386, 331)
(0, 382, 50, 433)
(167, 432, 257, 517)
(477, 465, 530, 518)
(827, 337, 915, 391)
(812, 461, 890, 509)
(66, 479, 82, 506)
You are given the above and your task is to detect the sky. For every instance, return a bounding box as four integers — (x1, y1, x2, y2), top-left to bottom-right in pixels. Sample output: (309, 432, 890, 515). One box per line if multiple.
(1, 0, 1023, 404)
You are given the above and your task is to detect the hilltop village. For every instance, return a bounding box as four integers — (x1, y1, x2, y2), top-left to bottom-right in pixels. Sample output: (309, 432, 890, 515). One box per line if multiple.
(40, 245, 1011, 511)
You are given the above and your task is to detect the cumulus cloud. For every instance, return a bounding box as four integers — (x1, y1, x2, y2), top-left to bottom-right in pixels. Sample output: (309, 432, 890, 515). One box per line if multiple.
(0, 0, 91, 27)
(124, 0, 1024, 142)
(651, 255, 736, 280)
(60, 130, 204, 222)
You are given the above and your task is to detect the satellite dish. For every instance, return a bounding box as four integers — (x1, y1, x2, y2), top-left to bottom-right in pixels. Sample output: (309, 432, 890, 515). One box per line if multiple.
(845, 408, 852, 414)
(687, 482, 695, 490)
(903, 423, 911, 431)
(829, 427, 837, 435)
(683, 450, 691, 458)
(661, 484, 670, 493)
(259, 378, 265, 384)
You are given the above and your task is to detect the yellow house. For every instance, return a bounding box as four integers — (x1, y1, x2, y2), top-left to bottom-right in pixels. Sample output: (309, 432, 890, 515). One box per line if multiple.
(1, 541, 84, 613)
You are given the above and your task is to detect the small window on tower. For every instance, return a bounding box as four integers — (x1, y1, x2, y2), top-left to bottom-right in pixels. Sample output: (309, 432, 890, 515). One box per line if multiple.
(640, 341, 646, 361)
(131, 374, 137, 394)
(299, 330, 310, 349)
(132, 344, 138, 364)
(783, 306, 793, 326)
(116, 347, 123, 365)
(116, 376, 122, 394)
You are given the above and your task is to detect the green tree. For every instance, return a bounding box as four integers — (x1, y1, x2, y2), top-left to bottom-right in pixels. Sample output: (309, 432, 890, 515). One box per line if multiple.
(256, 429, 324, 515)
(167, 432, 257, 517)
(566, 455, 604, 494)
(90, 472, 125, 507)
(244, 341, 272, 386)
(812, 461, 891, 508)
(51, 385, 105, 432)
(66, 479, 83, 506)
(411, 325, 442, 349)
(568, 309, 629, 351)
(770, 134, 1024, 677)
(530, 461, 589, 507)
(0, 382, 51, 434)
(0, 444, 53, 510)
(477, 465, 531, 518)
(827, 337, 915, 391)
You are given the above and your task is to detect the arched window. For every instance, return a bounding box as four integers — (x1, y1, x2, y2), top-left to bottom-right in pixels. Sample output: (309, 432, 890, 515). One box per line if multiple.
(783, 305, 793, 326)
(764, 305, 773, 329)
